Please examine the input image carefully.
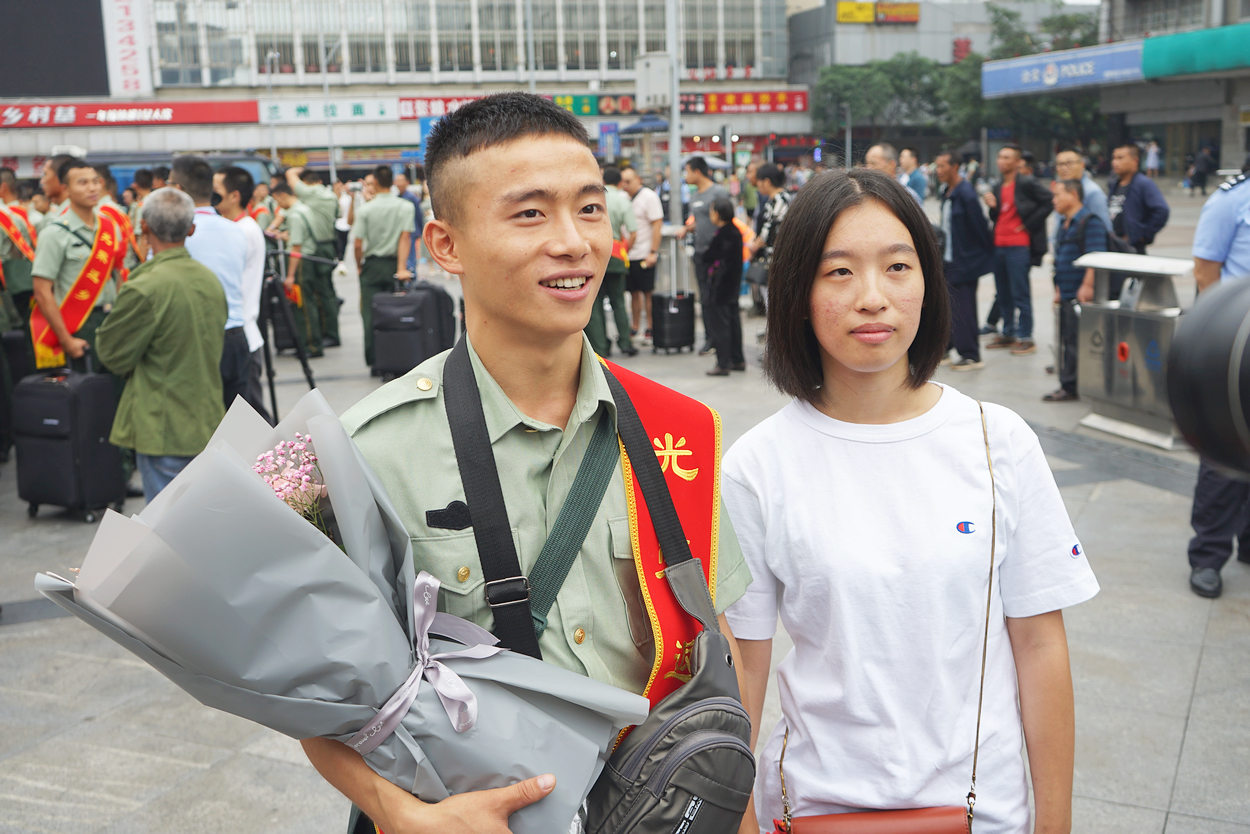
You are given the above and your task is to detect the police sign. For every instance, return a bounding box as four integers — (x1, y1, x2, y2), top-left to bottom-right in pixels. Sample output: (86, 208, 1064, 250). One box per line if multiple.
(981, 41, 1144, 99)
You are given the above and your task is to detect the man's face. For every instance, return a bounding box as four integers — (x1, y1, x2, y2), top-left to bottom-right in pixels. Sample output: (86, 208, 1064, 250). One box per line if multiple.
(900, 149, 916, 170)
(41, 162, 63, 201)
(395, 174, 410, 193)
(934, 155, 955, 184)
(1112, 147, 1137, 176)
(683, 164, 699, 185)
(212, 173, 241, 213)
(253, 183, 269, 202)
(864, 147, 895, 175)
(1052, 184, 1079, 215)
(434, 135, 611, 347)
(619, 168, 642, 197)
(745, 162, 759, 185)
(363, 175, 376, 197)
(996, 148, 1020, 176)
(1054, 152, 1085, 180)
(63, 166, 100, 210)
(273, 192, 296, 210)
(31, 194, 48, 213)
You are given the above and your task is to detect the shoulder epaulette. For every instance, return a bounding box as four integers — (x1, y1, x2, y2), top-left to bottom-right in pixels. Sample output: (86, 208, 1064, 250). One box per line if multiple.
(1219, 172, 1248, 192)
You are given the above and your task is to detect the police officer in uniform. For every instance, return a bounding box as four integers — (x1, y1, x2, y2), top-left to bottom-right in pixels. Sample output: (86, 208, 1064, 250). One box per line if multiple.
(351, 165, 414, 370)
(285, 167, 341, 347)
(1187, 155, 1250, 599)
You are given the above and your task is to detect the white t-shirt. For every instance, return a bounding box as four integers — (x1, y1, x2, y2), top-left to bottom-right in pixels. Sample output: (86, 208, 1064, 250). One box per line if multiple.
(336, 192, 352, 232)
(234, 214, 267, 353)
(628, 186, 665, 261)
(723, 385, 1099, 834)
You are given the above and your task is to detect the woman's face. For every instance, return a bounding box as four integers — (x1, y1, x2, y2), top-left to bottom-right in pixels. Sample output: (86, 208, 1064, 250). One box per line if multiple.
(808, 198, 925, 387)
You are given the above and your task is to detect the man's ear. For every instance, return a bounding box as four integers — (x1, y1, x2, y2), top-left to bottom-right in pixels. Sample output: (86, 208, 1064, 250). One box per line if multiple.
(422, 219, 464, 276)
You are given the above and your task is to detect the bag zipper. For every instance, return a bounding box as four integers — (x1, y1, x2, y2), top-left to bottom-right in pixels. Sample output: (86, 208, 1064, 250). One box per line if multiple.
(644, 729, 754, 797)
(618, 697, 748, 781)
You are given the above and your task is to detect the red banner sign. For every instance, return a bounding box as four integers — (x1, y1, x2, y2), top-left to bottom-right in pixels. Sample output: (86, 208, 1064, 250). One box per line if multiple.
(0, 101, 258, 129)
(679, 90, 808, 115)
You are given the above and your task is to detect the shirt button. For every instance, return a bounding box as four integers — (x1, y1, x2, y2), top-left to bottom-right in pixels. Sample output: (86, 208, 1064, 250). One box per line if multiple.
(457, 566, 470, 582)
(416, 377, 433, 391)
(574, 628, 586, 644)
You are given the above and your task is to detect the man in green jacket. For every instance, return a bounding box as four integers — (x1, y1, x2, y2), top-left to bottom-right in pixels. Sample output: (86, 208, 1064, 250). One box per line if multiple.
(96, 187, 228, 501)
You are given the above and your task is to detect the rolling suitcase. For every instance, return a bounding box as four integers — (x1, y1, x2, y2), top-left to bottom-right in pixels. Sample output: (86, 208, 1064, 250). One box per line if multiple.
(13, 356, 126, 522)
(652, 239, 696, 353)
(3, 328, 34, 383)
(371, 279, 456, 380)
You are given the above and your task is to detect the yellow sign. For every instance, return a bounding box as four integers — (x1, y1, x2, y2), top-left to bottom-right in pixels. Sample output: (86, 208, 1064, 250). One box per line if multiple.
(876, 2, 920, 22)
(836, 1, 875, 23)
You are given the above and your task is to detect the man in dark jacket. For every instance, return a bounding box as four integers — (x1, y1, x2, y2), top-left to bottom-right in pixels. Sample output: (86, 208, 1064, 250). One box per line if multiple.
(983, 144, 1053, 355)
(704, 197, 744, 376)
(1045, 178, 1107, 403)
(1108, 143, 1170, 254)
(936, 150, 995, 370)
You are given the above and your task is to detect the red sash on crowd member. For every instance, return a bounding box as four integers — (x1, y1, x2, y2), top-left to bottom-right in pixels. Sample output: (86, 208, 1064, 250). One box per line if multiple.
(610, 238, 630, 270)
(603, 359, 722, 718)
(30, 213, 120, 368)
(0, 206, 36, 290)
(6, 205, 37, 247)
(247, 203, 266, 222)
(96, 203, 138, 281)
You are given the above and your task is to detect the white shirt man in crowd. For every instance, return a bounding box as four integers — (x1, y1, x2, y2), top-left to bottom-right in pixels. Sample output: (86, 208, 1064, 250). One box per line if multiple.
(619, 166, 664, 342)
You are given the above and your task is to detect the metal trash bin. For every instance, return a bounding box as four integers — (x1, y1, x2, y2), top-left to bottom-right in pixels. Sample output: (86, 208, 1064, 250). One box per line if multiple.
(1073, 251, 1192, 449)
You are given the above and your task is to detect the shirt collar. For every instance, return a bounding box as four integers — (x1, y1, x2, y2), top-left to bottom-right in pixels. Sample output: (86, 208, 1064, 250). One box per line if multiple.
(194, 206, 219, 216)
(465, 333, 616, 445)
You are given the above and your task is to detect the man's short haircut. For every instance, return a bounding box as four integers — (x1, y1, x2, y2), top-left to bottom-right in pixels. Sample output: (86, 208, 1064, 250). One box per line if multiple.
(1058, 178, 1084, 202)
(764, 169, 950, 400)
(142, 187, 196, 242)
(57, 158, 94, 185)
(372, 165, 394, 189)
(901, 147, 918, 160)
(46, 154, 75, 183)
(757, 163, 785, 188)
(169, 155, 215, 202)
(1116, 143, 1141, 161)
(710, 196, 735, 224)
(868, 143, 898, 163)
(685, 156, 710, 178)
(1056, 146, 1079, 157)
(152, 165, 170, 181)
(299, 169, 323, 184)
(1000, 143, 1022, 157)
(17, 182, 35, 201)
(935, 149, 961, 166)
(217, 165, 255, 207)
(602, 166, 622, 185)
(423, 92, 591, 224)
(270, 181, 293, 197)
(133, 169, 154, 190)
(1020, 151, 1036, 169)
(0, 167, 18, 193)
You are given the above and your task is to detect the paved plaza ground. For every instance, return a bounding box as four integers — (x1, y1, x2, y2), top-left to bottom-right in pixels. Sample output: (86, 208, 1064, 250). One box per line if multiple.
(1, 182, 1247, 833)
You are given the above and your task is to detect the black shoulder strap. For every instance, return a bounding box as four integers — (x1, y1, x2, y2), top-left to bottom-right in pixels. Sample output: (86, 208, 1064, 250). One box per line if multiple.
(442, 339, 543, 659)
(1073, 214, 1091, 258)
(55, 222, 96, 250)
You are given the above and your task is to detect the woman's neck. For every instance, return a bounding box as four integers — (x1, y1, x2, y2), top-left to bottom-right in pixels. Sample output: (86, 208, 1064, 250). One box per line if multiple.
(814, 362, 941, 425)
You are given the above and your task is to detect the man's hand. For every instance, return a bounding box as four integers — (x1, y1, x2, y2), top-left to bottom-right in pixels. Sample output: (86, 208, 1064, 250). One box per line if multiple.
(983, 191, 998, 209)
(381, 775, 555, 834)
(644, 253, 658, 268)
(396, 268, 412, 281)
(1077, 284, 1094, 303)
(65, 336, 89, 360)
(1053, 286, 1061, 305)
(283, 275, 295, 292)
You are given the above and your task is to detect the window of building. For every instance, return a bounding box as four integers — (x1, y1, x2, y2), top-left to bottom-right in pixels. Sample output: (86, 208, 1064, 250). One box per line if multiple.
(644, 0, 665, 54)
(605, 0, 637, 69)
(300, 0, 342, 73)
(394, 1, 432, 72)
(536, 0, 558, 70)
(563, 0, 599, 70)
(436, 0, 472, 72)
(346, 0, 386, 73)
(1121, 0, 1204, 37)
(255, 0, 295, 74)
(154, 0, 202, 85)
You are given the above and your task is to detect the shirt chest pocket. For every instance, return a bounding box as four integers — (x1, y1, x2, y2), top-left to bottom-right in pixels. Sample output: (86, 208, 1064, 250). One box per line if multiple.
(411, 527, 522, 630)
(64, 241, 90, 268)
(609, 516, 653, 650)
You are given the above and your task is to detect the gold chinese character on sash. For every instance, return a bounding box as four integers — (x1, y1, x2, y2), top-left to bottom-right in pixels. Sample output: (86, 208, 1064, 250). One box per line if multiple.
(85, 268, 101, 284)
(652, 433, 698, 481)
(663, 638, 695, 683)
(99, 231, 114, 248)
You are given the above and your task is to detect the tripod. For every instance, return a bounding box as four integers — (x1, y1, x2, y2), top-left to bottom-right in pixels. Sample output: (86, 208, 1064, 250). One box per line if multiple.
(259, 240, 316, 421)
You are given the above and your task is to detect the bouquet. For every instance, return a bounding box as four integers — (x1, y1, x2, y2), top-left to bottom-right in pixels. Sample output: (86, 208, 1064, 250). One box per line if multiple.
(37, 390, 649, 834)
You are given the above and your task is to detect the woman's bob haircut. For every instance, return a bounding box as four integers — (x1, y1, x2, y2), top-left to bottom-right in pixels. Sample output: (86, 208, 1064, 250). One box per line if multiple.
(763, 168, 951, 402)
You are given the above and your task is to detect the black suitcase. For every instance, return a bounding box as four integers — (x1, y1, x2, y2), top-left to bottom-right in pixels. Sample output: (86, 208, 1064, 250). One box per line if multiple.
(372, 280, 456, 379)
(13, 363, 126, 522)
(652, 238, 696, 353)
(3, 329, 34, 384)
(264, 281, 300, 354)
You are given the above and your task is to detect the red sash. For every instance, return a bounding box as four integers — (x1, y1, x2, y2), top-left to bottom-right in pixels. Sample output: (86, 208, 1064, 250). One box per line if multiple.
(30, 214, 120, 368)
(604, 360, 722, 717)
(611, 238, 630, 270)
(0, 206, 35, 290)
(97, 203, 138, 281)
(6, 204, 37, 247)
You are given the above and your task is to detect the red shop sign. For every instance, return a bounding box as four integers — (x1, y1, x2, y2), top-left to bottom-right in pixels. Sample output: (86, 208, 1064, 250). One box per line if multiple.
(0, 100, 259, 128)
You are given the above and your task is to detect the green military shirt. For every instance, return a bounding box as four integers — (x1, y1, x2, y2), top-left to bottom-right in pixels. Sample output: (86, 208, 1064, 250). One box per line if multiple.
(23, 204, 44, 233)
(0, 204, 35, 295)
(342, 335, 751, 695)
(95, 247, 227, 456)
(35, 200, 68, 232)
(291, 179, 338, 243)
(31, 208, 118, 308)
(285, 202, 320, 252)
(352, 192, 415, 259)
(606, 185, 637, 274)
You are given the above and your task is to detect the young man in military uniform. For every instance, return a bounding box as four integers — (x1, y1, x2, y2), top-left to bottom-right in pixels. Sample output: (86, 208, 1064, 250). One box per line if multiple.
(0, 167, 37, 334)
(584, 165, 638, 357)
(302, 92, 752, 834)
(351, 164, 414, 369)
(285, 167, 341, 347)
(35, 154, 76, 232)
(270, 182, 325, 358)
(30, 159, 120, 372)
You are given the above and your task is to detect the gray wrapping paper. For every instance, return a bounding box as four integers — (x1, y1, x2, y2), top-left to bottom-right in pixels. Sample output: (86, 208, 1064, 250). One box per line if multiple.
(36, 390, 649, 834)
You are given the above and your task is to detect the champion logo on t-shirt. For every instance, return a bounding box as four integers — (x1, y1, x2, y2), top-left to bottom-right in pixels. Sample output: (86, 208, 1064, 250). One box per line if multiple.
(1071, 544, 1082, 558)
(956, 521, 975, 534)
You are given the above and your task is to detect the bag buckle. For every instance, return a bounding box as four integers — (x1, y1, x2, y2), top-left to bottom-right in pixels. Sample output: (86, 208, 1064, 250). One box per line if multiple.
(484, 576, 531, 608)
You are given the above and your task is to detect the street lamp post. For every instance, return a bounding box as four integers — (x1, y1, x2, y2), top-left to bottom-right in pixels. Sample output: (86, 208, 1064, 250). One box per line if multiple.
(319, 33, 342, 183)
(842, 103, 852, 169)
(666, 0, 681, 229)
(265, 50, 279, 163)
(525, 0, 537, 93)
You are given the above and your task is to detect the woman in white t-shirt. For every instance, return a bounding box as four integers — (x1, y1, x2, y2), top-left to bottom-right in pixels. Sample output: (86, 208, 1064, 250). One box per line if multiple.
(725, 168, 1099, 834)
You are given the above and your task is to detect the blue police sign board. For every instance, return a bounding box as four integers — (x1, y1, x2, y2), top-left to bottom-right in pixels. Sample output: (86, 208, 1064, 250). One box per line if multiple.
(981, 41, 1144, 99)
(599, 122, 621, 158)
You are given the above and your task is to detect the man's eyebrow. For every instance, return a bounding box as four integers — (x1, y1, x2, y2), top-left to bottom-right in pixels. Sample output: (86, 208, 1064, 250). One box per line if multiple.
(498, 182, 607, 205)
(819, 242, 917, 262)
